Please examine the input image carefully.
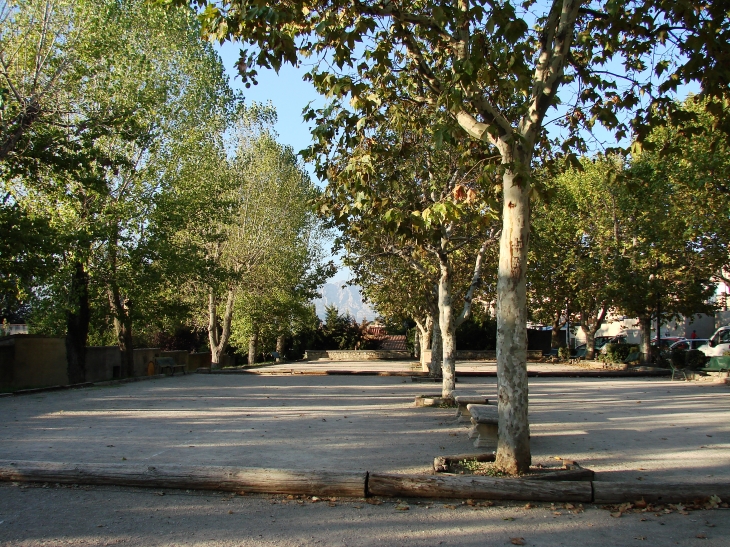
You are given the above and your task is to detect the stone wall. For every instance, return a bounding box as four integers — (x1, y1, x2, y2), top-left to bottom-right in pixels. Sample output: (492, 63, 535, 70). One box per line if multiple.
(305, 349, 412, 361)
(0, 335, 68, 391)
(86, 346, 122, 382)
(0, 336, 224, 392)
(420, 349, 544, 362)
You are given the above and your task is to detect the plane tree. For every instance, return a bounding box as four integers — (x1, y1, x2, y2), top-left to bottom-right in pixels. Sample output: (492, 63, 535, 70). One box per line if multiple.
(175, 0, 730, 473)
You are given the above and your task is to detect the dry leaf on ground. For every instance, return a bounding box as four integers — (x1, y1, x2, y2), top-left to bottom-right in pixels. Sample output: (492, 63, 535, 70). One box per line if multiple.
(510, 538, 526, 545)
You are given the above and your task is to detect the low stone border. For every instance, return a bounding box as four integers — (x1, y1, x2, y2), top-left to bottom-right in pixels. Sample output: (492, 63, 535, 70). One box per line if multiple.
(0, 374, 173, 397)
(1, 460, 728, 505)
(207, 368, 672, 378)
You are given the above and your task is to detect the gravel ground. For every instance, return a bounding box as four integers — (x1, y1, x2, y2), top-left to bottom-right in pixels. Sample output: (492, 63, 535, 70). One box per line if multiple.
(1, 482, 729, 547)
(1, 373, 728, 480)
(1, 371, 729, 546)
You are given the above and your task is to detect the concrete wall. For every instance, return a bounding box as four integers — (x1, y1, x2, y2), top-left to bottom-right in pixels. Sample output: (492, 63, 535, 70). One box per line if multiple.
(0, 336, 223, 392)
(86, 346, 122, 382)
(305, 349, 412, 361)
(0, 335, 68, 391)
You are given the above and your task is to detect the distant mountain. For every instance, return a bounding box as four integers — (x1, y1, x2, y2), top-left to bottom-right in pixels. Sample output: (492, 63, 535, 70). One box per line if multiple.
(313, 281, 377, 321)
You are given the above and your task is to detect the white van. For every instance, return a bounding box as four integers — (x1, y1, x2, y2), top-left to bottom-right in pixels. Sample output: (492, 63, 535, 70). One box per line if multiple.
(699, 326, 730, 357)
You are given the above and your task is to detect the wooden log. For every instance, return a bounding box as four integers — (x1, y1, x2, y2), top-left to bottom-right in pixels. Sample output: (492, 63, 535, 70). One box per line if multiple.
(593, 481, 730, 504)
(0, 460, 366, 498)
(524, 468, 594, 481)
(368, 473, 592, 502)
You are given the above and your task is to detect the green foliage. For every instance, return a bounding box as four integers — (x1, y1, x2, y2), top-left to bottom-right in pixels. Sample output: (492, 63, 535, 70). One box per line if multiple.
(600, 343, 634, 364)
(319, 305, 362, 350)
(557, 347, 571, 360)
(670, 348, 687, 370)
(685, 350, 709, 371)
(455, 315, 497, 351)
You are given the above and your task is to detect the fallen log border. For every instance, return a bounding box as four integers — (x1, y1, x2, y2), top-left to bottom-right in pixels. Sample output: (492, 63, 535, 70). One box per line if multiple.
(1, 460, 727, 505)
(0, 461, 366, 498)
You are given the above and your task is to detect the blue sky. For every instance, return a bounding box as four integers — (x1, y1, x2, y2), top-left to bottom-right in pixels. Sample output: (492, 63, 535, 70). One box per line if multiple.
(216, 42, 326, 186)
(215, 42, 352, 282)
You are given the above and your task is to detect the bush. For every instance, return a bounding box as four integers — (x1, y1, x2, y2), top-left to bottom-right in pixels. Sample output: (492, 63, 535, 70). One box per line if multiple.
(602, 343, 633, 363)
(557, 347, 571, 360)
(685, 349, 709, 370)
(670, 348, 687, 369)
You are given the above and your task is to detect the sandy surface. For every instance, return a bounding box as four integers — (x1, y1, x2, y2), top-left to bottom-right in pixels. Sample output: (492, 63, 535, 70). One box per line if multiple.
(0, 371, 728, 481)
(1, 482, 729, 547)
(2, 369, 730, 546)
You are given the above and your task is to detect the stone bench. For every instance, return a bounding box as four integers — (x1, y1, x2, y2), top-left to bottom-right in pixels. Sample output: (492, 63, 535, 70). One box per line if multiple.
(454, 395, 491, 422)
(466, 404, 499, 448)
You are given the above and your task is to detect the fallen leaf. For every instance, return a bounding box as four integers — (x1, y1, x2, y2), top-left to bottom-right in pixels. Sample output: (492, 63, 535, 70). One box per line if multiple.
(635, 498, 648, 509)
(228, 510, 233, 514)
(366, 499, 382, 505)
(553, 512, 562, 516)
(610, 512, 623, 518)
(510, 538, 525, 545)
(696, 533, 707, 539)
(565, 503, 575, 510)
(634, 536, 646, 540)
(395, 504, 409, 511)
(444, 504, 457, 510)
(524, 503, 534, 509)
(502, 517, 514, 521)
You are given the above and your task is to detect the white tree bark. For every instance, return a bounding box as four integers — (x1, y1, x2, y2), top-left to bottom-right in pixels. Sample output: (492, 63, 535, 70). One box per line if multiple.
(437, 254, 457, 398)
(494, 163, 532, 475)
(414, 315, 433, 372)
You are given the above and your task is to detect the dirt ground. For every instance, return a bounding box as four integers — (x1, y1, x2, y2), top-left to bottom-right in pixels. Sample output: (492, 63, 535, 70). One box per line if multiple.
(0, 365, 729, 545)
(1, 483, 729, 547)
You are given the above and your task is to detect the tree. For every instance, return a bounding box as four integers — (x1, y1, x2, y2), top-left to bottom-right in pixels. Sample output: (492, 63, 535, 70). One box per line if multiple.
(200, 121, 322, 367)
(313, 101, 499, 397)
(529, 159, 624, 358)
(3, 0, 233, 381)
(175, 0, 729, 474)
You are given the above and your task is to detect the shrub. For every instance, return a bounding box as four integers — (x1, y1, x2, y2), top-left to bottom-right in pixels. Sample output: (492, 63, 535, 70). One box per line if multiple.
(685, 349, 709, 370)
(602, 343, 633, 363)
(670, 348, 688, 369)
(557, 347, 571, 360)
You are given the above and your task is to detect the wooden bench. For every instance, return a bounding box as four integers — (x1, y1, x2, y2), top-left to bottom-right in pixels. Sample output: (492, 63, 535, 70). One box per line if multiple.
(466, 403, 499, 448)
(156, 356, 186, 375)
(454, 395, 491, 422)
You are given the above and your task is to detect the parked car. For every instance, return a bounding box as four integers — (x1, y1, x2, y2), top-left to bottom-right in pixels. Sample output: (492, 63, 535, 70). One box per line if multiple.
(699, 326, 730, 357)
(573, 335, 628, 357)
(650, 336, 685, 350)
(668, 339, 709, 352)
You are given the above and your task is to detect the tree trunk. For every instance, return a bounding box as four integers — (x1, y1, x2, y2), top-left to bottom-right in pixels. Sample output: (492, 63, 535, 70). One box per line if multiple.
(581, 307, 607, 360)
(65, 261, 89, 385)
(415, 316, 433, 372)
(209, 288, 235, 369)
(584, 328, 596, 360)
(109, 288, 134, 378)
(248, 330, 259, 365)
(437, 252, 457, 400)
(551, 312, 566, 349)
(495, 163, 531, 476)
(276, 334, 286, 362)
(639, 315, 652, 364)
(430, 311, 443, 378)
